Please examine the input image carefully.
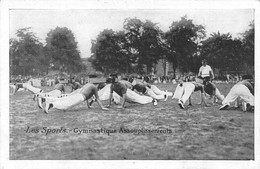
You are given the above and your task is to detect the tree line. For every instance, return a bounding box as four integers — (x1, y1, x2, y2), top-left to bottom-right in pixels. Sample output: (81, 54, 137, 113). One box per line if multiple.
(9, 16, 254, 77)
(10, 27, 84, 76)
(90, 16, 254, 77)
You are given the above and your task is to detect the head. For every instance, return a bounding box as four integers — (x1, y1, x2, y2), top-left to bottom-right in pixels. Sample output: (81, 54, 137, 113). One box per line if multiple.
(201, 59, 207, 66)
(143, 76, 149, 83)
(110, 73, 118, 83)
(176, 79, 184, 86)
(129, 77, 134, 83)
(242, 74, 254, 83)
(54, 80, 59, 85)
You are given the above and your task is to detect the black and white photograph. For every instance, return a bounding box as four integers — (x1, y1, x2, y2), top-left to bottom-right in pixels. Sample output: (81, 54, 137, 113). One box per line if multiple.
(1, 0, 259, 168)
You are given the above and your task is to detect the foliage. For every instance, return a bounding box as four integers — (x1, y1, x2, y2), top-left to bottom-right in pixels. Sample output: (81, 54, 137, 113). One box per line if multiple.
(200, 32, 244, 72)
(90, 18, 163, 75)
(9, 27, 45, 76)
(242, 21, 254, 67)
(165, 16, 206, 74)
(45, 27, 84, 73)
(10, 18, 254, 77)
(123, 18, 163, 74)
(90, 29, 131, 74)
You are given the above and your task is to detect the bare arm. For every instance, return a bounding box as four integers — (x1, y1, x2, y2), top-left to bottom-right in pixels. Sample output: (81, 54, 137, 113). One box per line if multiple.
(188, 96, 192, 106)
(94, 88, 108, 110)
(86, 99, 91, 108)
(201, 87, 209, 107)
(107, 92, 113, 108)
(210, 69, 214, 79)
(118, 93, 126, 109)
(212, 88, 216, 105)
(107, 85, 113, 108)
(198, 67, 202, 77)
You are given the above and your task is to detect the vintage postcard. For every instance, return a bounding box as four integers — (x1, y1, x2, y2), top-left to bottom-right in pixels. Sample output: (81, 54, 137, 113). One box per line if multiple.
(1, 0, 259, 169)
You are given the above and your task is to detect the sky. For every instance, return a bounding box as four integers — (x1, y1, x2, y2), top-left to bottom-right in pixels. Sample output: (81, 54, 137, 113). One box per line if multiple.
(9, 9, 254, 58)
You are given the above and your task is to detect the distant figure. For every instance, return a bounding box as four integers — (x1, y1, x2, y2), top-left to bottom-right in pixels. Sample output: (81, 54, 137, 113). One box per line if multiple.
(198, 59, 214, 83)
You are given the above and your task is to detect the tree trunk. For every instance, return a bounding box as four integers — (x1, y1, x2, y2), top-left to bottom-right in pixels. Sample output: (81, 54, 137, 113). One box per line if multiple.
(163, 59, 167, 76)
(173, 64, 176, 79)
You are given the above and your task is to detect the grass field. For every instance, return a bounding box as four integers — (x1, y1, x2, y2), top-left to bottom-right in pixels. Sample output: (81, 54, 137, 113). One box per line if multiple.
(9, 83, 254, 160)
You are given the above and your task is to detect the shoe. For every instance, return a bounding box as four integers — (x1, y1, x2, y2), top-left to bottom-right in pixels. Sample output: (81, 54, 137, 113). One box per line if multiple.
(178, 100, 185, 109)
(246, 103, 254, 112)
(13, 83, 22, 94)
(112, 98, 117, 104)
(33, 94, 37, 101)
(89, 98, 96, 106)
(44, 102, 53, 114)
(153, 99, 157, 106)
(37, 97, 43, 109)
(164, 94, 168, 101)
(219, 104, 229, 110)
(172, 92, 175, 99)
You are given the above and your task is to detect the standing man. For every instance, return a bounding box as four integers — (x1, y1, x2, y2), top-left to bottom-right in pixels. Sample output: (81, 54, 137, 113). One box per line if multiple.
(198, 59, 214, 82)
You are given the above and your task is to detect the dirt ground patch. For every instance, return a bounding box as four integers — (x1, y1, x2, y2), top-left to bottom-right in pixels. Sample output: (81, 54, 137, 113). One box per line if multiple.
(9, 83, 254, 160)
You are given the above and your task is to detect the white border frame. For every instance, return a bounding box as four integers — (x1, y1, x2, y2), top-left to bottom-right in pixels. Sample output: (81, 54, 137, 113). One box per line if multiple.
(1, 0, 260, 169)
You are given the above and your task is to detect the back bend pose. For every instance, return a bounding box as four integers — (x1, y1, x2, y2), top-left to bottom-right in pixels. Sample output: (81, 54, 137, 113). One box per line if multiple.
(202, 81, 224, 105)
(13, 81, 65, 108)
(34, 82, 66, 109)
(69, 81, 82, 92)
(132, 83, 168, 105)
(44, 83, 109, 113)
(219, 74, 254, 111)
(107, 74, 155, 109)
(173, 80, 209, 109)
(89, 78, 133, 106)
(14, 82, 43, 95)
(131, 77, 173, 97)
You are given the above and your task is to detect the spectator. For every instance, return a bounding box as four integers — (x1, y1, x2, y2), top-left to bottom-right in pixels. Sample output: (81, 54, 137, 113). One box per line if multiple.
(198, 59, 214, 82)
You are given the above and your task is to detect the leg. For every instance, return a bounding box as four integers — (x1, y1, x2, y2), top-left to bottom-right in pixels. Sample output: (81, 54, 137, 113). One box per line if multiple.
(220, 84, 252, 110)
(44, 93, 85, 113)
(215, 88, 225, 102)
(22, 83, 43, 94)
(151, 85, 173, 96)
(146, 88, 166, 100)
(178, 83, 195, 109)
(172, 84, 184, 99)
(126, 89, 153, 104)
(180, 83, 195, 104)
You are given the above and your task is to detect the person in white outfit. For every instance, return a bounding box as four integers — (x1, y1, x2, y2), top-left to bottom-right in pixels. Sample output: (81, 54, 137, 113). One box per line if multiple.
(203, 81, 225, 105)
(132, 83, 167, 105)
(95, 83, 121, 104)
(44, 83, 109, 113)
(107, 74, 154, 109)
(14, 82, 43, 95)
(173, 80, 209, 109)
(34, 82, 66, 109)
(219, 74, 254, 112)
(130, 76, 173, 97)
(88, 78, 133, 106)
(198, 59, 214, 82)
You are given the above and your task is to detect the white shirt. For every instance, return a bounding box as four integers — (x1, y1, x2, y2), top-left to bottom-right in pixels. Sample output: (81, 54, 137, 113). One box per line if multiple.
(199, 65, 213, 78)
